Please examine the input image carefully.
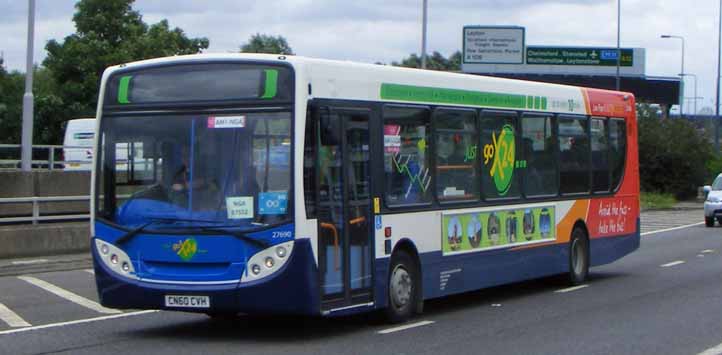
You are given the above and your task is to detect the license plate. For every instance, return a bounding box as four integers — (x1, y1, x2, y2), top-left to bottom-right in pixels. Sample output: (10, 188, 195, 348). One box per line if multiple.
(164, 295, 210, 309)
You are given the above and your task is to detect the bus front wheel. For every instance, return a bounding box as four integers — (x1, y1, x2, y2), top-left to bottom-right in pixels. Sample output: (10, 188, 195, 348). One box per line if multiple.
(386, 251, 418, 323)
(568, 227, 590, 286)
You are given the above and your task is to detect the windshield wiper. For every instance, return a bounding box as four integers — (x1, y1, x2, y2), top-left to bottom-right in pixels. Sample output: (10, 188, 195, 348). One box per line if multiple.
(198, 226, 269, 248)
(115, 221, 156, 245)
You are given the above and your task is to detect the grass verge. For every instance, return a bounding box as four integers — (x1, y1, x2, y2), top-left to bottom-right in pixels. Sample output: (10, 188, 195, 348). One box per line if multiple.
(640, 192, 677, 210)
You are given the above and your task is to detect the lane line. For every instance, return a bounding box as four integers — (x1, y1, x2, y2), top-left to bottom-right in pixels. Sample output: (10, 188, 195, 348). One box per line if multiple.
(555, 285, 589, 293)
(0, 310, 158, 336)
(698, 342, 722, 355)
(84, 269, 95, 275)
(702, 249, 716, 254)
(11, 259, 48, 266)
(17, 276, 120, 314)
(0, 303, 31, 328)
(660, 260, 686, 268)
(641, 222, 704, 236)
(378, 320, 435, 334)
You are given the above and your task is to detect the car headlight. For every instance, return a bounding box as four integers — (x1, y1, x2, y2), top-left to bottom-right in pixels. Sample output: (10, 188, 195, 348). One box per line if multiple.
(708, 196, 721, 203)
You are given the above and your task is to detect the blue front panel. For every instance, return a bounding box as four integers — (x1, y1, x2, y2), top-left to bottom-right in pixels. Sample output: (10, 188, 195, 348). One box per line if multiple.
(93, 238, 321, 315)
(94, 221, 293, 283)
(93, 220, 321, 315)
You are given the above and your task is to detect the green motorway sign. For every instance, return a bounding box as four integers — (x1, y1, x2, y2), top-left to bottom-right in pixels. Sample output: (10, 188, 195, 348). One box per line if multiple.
(526, 46, 633, 67)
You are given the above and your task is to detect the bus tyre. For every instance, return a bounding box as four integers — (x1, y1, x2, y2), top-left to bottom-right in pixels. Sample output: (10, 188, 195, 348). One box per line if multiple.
(386, 251, 418, 323)
(706, 217, 715, 227)
(568, 227, 590, 286)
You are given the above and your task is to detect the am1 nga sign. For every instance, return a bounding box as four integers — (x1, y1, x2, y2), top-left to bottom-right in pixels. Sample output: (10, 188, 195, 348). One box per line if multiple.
(526, 46, 634, 67)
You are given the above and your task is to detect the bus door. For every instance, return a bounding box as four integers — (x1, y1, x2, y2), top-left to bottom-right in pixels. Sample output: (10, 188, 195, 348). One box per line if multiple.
(316, 107, 373, 311)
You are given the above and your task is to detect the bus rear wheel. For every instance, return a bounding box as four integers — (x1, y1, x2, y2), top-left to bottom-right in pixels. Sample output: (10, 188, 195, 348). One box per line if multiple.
(386, 251, 419, 323)
(568, 227, 590, 286)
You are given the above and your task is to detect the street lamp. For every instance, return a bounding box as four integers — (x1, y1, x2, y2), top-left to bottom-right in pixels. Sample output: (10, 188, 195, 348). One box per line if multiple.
(680, 73, 698, 116)
(616, 0, 621, 91)
(421, 0, 428, 69)
(661, 34, 685, 115)
(21, 0, 35, 171)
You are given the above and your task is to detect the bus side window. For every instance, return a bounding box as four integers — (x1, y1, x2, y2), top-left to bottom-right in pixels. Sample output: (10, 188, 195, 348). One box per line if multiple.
(609, 119, 627, 190)
(591, 117, 610, 193)
(480, 110, 521, 199)
(383, 106, 432, 207)
(303, 109, 318, 218)
(558, 115, 590, 194)
(433, 108, 479, 202)
(521, 113, 557, 197)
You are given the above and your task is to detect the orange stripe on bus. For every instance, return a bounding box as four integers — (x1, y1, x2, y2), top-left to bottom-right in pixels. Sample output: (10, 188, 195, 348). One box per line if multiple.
(582, 88, 592, 115)
(557, 199, 590, 243)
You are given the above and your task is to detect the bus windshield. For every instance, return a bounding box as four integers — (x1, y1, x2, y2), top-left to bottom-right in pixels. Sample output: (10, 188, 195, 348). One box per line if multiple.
(96, 111, 292, 231)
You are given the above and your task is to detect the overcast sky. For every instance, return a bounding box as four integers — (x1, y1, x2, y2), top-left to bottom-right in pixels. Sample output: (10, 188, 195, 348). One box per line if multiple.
(1, 0, 720, 113)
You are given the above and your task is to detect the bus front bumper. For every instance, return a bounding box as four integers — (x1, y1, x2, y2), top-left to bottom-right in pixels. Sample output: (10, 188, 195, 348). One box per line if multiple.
(92, 239, 320, 316)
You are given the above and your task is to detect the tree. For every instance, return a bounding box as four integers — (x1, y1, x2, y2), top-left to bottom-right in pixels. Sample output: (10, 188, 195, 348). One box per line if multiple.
(637, 103, 714, 199)
(240, 34, 294, 55)
(40, 0, 209, 144)
(392, 50, 462, 71)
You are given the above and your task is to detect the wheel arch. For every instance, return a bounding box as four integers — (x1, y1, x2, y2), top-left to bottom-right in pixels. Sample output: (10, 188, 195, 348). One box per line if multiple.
(390, 238, 424, 314)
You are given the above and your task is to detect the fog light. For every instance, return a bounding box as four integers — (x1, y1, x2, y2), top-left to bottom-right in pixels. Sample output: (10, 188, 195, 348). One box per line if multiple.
(264, 257, 274, 268)
(251, 264, 261, 275)
(101, 244, 109, 255)
(121, 262, 130, 272)
(276, 246, 287, 258)
(110, 254, 119, 264)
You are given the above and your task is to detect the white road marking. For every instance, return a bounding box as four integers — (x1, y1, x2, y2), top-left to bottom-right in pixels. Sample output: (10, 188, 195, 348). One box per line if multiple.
(697, 341, 722, 355)
(0, 303, 31, 328)
(10, 259, 48, 265)
(378, 320, 435, 334)
(660, 260, 686, 268)
(641, 222, 704, 236)
(555, 285, 589, 293)
(702, 249, 716, 254)
(84, 269, 94, 275)
(0, 310, 158, 336)
(17, 276, 120, 314)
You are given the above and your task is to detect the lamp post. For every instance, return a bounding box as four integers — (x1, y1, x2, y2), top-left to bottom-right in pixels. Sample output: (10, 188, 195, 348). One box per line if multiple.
(421, 0, 428, 69)
(616, 0, 621, 91)
(661, 34, 685, 116)
(20, 0, 35, 172)
(714, 0, 722, 153)
(680, 73, 698, 116)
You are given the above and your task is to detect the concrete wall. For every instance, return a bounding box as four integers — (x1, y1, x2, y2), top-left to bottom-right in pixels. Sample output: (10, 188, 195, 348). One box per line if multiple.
(0, 222, 89, 258)
(0, 171, 91, 217)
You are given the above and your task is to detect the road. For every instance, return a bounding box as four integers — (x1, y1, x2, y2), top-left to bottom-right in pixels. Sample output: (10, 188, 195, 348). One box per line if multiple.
(0, 208, 720, 355)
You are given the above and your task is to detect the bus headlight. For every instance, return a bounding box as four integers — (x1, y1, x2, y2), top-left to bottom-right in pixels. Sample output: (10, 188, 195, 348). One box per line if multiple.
(94, 239, 136, 277)
(251, 264, 261, 275)
(241, 241, 294, 283)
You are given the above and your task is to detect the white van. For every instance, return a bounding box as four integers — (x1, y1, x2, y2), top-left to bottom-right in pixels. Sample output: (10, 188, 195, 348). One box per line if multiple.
(63, 118, 96, 171)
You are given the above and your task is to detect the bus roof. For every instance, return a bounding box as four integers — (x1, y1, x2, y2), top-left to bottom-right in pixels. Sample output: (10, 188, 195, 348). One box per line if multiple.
(101, 53, 635, 117)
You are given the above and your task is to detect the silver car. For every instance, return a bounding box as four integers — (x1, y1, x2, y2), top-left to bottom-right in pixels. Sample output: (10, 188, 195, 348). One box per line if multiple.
(704, 174, 722, 227)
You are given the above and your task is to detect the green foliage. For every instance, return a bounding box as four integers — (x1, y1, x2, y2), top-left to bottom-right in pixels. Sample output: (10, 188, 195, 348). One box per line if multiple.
(35, 0, 209, 144)
(640, 192, 677, 210)
(706, 153, 722, 180)
(0, 68, 24, 144)
(391, 51, 462, 71)
(637, 103, 714, 199)
(240, 34, 294, 55)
